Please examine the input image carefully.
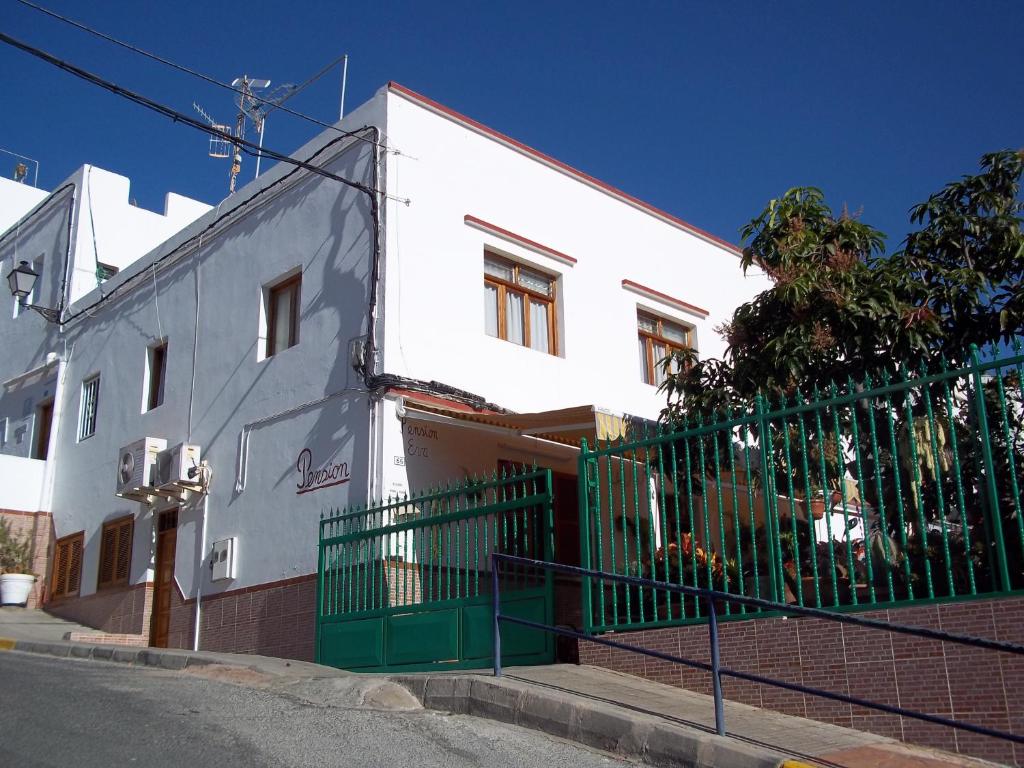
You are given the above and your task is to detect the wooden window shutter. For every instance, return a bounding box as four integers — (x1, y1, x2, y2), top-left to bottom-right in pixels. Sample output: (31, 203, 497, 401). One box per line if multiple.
(114, 519, 132, 582)
(98, 525, 117, 586)
(52, 541, 69, 597)
(51, 533, 84, 599)
(67, 536, 83, 594)
(98, 517, 133, 589)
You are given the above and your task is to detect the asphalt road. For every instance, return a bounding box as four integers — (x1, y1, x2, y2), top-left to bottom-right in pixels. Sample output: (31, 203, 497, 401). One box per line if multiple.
(0, 653, 640, 768)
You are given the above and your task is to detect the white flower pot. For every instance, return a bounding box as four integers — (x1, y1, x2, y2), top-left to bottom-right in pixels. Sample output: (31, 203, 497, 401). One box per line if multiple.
(0, 573, 36, 606)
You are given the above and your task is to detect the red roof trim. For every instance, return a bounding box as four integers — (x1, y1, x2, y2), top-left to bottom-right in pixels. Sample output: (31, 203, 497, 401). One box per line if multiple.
(386, 82, 740, 257)
(389, 388, 502, 415)
(464, 215, 577, 265)
(622, 279, 709, 318)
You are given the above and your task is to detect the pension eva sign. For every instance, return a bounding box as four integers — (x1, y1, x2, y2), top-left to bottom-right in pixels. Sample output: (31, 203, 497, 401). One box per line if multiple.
(295, 447, 351, 495)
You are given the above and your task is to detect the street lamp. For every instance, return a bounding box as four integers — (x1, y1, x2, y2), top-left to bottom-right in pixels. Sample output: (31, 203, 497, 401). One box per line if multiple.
(5, 260, 59, 322)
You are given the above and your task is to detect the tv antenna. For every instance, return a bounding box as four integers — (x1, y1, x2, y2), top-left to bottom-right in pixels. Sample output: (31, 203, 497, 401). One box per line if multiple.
(192, 102, 232, 159)
(192, 56, 349, 196)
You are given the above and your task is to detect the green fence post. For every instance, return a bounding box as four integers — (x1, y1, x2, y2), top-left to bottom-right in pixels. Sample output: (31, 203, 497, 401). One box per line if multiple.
(969, 344, 1011, 592)
(315, 512, 325, 664)
(754, 394, 781, 603)
(578, 438, 594, 635)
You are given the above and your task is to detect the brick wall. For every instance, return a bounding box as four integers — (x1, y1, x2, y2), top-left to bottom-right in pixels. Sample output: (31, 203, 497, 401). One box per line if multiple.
(0, 509, 52, 609)
(48, 581, 153, 635)
(166, 574, 317, 661)
(579, 596, 1024, 766)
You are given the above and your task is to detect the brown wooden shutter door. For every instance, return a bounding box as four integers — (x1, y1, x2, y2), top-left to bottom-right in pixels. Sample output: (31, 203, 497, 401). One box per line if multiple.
(67, 537, 83, 594)
(53, 542, 69, 596)
(99, 525, 116, 586)
(115, 521, 132, 582)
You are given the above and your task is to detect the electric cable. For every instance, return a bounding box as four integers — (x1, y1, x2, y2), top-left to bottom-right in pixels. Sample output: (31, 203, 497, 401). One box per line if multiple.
(11, 0, 388, 151)
(0, 31, 497, 415)
(0, 31, 375, 199)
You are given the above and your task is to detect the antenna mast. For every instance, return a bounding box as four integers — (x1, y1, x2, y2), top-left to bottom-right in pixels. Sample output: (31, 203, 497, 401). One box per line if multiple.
(228, 75, 271, 194)
(192, 56, 346, 196)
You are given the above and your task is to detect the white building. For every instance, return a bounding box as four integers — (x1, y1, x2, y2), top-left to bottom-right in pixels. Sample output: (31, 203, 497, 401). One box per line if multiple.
(0, 83, 769, 660)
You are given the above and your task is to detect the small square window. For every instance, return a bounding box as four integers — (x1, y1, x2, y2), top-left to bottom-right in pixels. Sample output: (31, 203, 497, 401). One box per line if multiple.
(266, 274, 301, 358)
(79, 375, 100, 441)
(483, 253, 557, 355)
(638, 311, 693, 387)
(145, 342, 167, 412)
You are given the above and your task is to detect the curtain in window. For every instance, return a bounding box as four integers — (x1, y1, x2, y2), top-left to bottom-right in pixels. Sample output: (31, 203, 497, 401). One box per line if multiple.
(272, 288, 293, 353)
(484, 283, 499, 337)
(529, 300, 549, 353)
(639, 338, 650, 384)
(652, 342, 669, 386)
(506, 291, 525, 345)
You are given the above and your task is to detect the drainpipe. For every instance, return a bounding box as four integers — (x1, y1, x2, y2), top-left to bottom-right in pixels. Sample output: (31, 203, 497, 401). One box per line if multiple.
(193, 465, 211, 651)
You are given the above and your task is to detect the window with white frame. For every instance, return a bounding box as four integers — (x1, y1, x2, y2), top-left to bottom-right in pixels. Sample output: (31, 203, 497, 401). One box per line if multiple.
(144, 341, 167, 412)
(638, 311, 693, 387)
(261, 272, 301, 360)
(79, 375, 100, 440)
(483, 253, 557, 354)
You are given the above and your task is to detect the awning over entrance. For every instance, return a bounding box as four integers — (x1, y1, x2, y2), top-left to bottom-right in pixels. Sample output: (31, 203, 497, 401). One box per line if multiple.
(394, 391, 632, 447)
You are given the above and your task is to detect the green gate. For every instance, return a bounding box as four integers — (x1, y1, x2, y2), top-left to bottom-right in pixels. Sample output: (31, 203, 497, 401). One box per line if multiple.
(316, 466, 555, 672)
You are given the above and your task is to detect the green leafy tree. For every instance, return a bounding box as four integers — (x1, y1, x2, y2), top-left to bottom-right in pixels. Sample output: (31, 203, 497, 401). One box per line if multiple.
(662, 149, 1024, 421)
(658, 150, 1024, 602)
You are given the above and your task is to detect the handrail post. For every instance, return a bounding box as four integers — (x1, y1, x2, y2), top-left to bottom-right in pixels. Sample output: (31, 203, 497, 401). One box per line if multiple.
(315, 514, 326, 665)
(969, 345, 1011, 592)
(707, 595, 725, 736)
(754, 395, 781, 603)
(578, 438, 594, 634)
(492, 553, 502, 677)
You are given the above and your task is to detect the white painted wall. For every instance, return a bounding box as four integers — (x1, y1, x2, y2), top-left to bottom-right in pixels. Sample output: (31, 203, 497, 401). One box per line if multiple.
(380, 87, 771, 424)
(0, 454, 46, 511)
(0, 176, 48, 232)
(0, 91, 386, 601)
(66, 166, 212, 303)
(0, 81, 773, 621)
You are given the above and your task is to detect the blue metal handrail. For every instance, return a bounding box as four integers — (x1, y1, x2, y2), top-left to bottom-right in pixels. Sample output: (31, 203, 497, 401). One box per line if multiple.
(490, 552, 1024, 745)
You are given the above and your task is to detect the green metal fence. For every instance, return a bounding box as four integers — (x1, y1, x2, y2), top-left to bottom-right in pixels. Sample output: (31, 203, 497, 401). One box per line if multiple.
(579, 345, 1024, 634)
(316, 465, 555, 671)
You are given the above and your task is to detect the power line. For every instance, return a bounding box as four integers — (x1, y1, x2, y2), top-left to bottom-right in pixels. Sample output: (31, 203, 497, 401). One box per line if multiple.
(11, 0, 386, 151)
(0, 30, 376, 197)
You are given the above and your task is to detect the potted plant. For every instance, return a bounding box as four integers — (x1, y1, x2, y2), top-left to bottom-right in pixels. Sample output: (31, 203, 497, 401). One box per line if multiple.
(809, 491, 827, 520)
(808, 487, 843, 520)
(0, 519, 36, 606)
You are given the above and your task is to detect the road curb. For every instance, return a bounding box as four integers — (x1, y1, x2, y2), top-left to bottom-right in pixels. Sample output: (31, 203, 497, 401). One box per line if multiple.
(0, 635, 244, 672)
(391, 673, 791, 768)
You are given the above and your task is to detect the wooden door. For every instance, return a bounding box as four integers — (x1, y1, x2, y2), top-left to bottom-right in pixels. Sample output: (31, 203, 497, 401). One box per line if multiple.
(553, 473, 580, 566)
(150, 510, 177, 648)
(33, 399, 53, 460)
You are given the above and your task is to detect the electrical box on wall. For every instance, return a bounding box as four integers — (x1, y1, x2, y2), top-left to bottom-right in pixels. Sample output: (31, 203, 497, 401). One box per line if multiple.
(210, 538, 236, 581)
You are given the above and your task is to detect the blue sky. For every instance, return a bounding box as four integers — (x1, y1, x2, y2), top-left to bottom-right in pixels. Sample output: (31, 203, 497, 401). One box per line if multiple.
(2, 0, 1021, 250)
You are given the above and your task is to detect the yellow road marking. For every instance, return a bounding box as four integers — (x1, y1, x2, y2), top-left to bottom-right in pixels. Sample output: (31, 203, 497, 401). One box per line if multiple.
(0, 638, 16, 651)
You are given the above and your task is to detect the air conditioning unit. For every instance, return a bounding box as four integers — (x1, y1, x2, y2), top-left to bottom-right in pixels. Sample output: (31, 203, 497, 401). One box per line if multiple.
(155, 443, 203, 491)
(115, 437, 166, 499)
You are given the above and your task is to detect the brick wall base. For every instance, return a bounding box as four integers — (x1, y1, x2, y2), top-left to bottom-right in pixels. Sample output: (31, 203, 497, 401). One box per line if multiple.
(47, 581, 153, 635)
(579, 596, 1024, 766)
(0, 509, 52, 609)
(166, 574, 316, 662)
